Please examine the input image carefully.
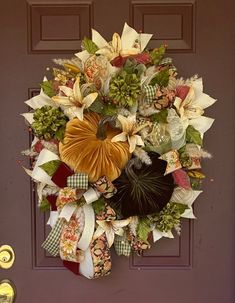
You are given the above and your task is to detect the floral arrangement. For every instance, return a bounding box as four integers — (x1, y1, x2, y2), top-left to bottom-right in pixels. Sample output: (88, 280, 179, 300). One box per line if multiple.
(21, 23, 216, 279)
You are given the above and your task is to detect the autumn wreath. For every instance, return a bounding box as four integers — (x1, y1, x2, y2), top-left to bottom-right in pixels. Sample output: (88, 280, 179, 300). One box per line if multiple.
(21, 23, 216, 279)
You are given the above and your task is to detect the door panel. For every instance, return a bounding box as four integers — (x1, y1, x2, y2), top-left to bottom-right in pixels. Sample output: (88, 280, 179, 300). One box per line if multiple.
(1, 0, 234, 302)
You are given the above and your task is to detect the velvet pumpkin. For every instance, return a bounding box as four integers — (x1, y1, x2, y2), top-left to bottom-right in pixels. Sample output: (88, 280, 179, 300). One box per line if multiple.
(59, 113, 130, 182)
(110, 152, 175, 217)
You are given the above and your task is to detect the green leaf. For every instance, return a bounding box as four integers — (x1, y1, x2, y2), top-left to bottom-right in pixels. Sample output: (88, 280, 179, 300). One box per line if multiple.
(136, 217, 152, 242)
(81, 37, 99, 54)
(40, 81, 56, 98)
(186, 125, 203, 146)
(150, 45, 166, 65)
(39, 197, 50, 212)
(92, 198, 106, 215)
(39, 160, 61, 177)
(89, 98, 105, 114)
(150, 69, 170, 87)
(151, 108, 168, 123)
(102, 104, 118, 116)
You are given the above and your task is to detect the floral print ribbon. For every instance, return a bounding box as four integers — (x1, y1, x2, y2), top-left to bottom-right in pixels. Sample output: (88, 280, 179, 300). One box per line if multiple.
(60, 209, 85, 263)
(159, 149, 182, 175)
(93, 175, 117, 199)
(90, 233, 111, 278)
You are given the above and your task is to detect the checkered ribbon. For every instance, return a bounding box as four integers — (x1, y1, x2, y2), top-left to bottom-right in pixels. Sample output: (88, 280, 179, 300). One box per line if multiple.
(67, 173, 89, 190)
(114, 235, 131, 257)
(42, 218, 64, 256)
(143, 84, 158, 104)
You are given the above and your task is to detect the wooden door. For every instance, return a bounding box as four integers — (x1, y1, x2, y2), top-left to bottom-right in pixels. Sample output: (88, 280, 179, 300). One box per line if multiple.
(0, 0, 234, 302)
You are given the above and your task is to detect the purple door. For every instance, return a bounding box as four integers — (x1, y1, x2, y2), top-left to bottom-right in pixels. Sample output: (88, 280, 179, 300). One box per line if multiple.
(0, 0, 234, 302)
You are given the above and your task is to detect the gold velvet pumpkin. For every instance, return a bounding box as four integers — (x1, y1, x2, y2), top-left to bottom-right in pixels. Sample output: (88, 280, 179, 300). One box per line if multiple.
(59, 112, 130, 182)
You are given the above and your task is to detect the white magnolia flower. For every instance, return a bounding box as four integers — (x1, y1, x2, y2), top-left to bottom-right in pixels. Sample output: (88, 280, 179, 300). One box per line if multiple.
(111, 114, 149, 153)
(152, 229, 174, 243)
(76, 23, 152, 63)
(170, 187, 203, 219)
(52, 77, 98, 120)
(22, 77, 57, 124)
(174, 78, 216, 134)
(94, 218, 131, 247)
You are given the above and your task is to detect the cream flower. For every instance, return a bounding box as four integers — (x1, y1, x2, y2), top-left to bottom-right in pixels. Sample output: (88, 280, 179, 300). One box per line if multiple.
(22, 77, 57, 124)
(76, 23, 152, 63)
(111, 114, 149, 153)
(52, 77, 98, 120)
(174, 78, 216, 134)
(94, 218, 131, 248)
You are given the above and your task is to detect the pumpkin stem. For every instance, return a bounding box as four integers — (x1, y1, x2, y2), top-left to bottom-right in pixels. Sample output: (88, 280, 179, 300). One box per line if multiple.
(125, 158, 142, 181)
(96, 116, 116, 140)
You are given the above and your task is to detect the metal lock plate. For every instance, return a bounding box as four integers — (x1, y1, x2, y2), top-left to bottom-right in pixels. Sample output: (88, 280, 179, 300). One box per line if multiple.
(0, 280, 16, 303)
(0, 246, 15, 269)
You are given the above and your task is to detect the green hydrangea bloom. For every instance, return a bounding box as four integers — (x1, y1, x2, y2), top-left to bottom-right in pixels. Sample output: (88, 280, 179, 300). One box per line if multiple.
(109, 71, 141, 107)
(32, 105, 68, 141)
(154, 202, 188, 232)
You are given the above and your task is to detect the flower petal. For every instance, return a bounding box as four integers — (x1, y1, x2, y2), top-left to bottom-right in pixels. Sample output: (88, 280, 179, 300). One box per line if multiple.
(181, 206, 196, 219)
(52, 96, 72, 106)
(82, 92, 98, 108)
(92, 29, 108, 48)
(93, 225, 105, 239)
(121, 22, 139, 51)
(21, 113, 34, 124)
(152, 229, 174, 242)
(106, 229, 115, 247)
(73, 105, 85, 121)
(189, 116, 215, 133)
(73, 78, 82, 101)
(112, 218, 131, 229)
(140, 33, 153, 51)
(194, 93, 217, 110)
(128, 135, 137, 153)
(111, 132, 127, 143)
(171, 188, 202, 207)
(112, 33, 122, 53)
(117, 114, 135, 133)
(59, 86, 74, 98)
(25, 87, 56, 109)
(135, 135, 145, 147)
(75, 50, 91, 65)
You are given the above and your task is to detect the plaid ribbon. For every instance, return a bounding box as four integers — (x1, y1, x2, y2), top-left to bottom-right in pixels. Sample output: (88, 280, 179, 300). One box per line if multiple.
(114, 235, 131, 257)
(42, 218, 64, 256)
(93, 176, 117, 199)
(67, 173, 89, 190)
(143, 84, 158, 104)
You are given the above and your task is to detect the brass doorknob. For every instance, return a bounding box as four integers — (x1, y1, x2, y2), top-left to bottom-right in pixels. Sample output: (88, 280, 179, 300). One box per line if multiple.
(0, 246, 15, 269)
(0, 279, 16, 303)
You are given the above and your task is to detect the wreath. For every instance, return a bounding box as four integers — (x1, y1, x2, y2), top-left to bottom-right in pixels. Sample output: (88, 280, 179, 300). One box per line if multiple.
(21, 23, 216, 279)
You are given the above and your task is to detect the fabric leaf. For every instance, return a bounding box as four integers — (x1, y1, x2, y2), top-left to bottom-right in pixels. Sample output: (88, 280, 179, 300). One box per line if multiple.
(92, 198, 106, 215)
(81, 37, 99, 54)
(150, 45, 166, 65)
(151, 108, 168, 123)
(136, 217, 152, 242)
(150, 69, 170, 87)
(39, 160, 61, 177)
(186, 125, 203, 146)
(39, 197, 51, 212)
(40, 80, 56, 98)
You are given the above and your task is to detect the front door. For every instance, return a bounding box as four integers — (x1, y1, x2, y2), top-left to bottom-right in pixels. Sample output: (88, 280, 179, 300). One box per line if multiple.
(0, 0, 234, 302)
